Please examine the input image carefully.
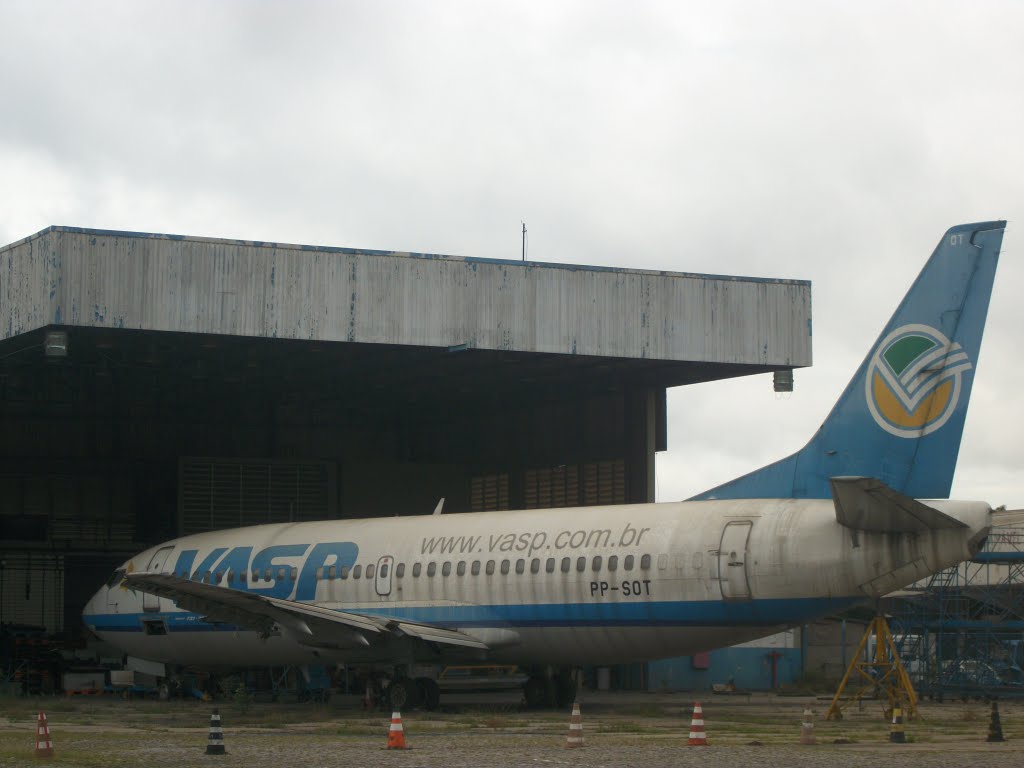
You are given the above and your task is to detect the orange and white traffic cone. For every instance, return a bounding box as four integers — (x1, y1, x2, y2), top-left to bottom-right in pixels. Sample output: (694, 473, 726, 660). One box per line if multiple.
(800, 707, 816, 745)
(386, 710, 408, 749)
(688, 702, 709, 746)
(35, 711, 54, 758)
(565, 701, 584, 748)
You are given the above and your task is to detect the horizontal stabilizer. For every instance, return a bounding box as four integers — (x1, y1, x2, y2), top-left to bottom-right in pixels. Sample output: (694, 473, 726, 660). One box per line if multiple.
(830, 476, 968, 533)
(992, 507, 1024, 528)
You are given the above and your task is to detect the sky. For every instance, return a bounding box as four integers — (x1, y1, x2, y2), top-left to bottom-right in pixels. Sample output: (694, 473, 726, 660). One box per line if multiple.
(1, 1, 1021, 508)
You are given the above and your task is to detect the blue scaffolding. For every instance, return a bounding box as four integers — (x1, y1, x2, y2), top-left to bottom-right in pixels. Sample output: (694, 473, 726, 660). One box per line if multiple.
(891, 529, 1024, 700)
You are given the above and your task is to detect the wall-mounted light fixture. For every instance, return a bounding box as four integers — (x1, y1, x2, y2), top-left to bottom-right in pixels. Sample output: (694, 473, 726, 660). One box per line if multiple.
(44, 330, 69, 358)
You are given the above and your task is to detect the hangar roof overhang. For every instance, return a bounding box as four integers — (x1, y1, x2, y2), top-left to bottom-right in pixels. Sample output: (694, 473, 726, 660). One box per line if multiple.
(1, 226, 812, 399)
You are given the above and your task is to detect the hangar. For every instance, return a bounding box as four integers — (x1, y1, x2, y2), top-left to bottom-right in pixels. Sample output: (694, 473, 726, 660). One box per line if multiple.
(0, 225, 811, 659)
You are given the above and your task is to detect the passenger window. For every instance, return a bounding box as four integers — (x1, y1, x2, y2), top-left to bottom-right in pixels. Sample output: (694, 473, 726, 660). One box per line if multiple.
(328, 565, 337, 580)
(239, 570, 247, 584)
(657, 554, 668, 570)
(576, 557, 586, 573)
(215, 571, 224, 584)
(366, 564, 376, 579)
(203, 571, 212, 584)
(353, 565, 362, 579)
(501, 560, 510, 575)
(608, 555, 618, 572)
(442, 562, 452, 577)
(546, 558, 555, 573)
(592, 556, 602, 571)
(427, 562, 437, 577)
(486, 560, 495, 575)
(457, 561, 466, 576)
(316, 567, 324, 581)
(640, 554, 652, 570)
(624, 555, 635, 571)
(290, 567, 298, 581)
(516, 559, 525, 575)
(277, 568, 286, 581)
(530, 558, 540, 574)
(251, 570, 259, 582)
(340, 565, 350, 579)
(561, 557, 570, 573)
(471, 561, 481, 576)
(395, 563, 405, 578)
(380, 564, 389, 578)
(413, 563, 422, 577)
(264, 568, 272, 581)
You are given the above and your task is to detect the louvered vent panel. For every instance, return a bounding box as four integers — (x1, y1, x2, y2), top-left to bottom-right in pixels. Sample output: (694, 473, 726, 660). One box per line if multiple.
(180, 459, 333, 534)
(470, 473, 509, 512)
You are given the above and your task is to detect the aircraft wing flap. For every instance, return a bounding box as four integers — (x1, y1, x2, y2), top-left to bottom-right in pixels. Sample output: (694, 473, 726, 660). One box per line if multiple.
(393, 621, 489, 649)
(263, 596, 386, 635)
(830, 476, 968, 532)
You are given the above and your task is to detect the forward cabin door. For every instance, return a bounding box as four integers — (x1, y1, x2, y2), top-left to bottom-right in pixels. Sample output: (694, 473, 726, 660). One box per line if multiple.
(143, 546, 175, 612)
(718, 522, 752, 600)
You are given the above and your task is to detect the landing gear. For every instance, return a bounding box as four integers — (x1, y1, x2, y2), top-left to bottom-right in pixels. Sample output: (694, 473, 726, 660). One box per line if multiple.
(524, 667, 578, 709)
(386, 676, 421, 710)
(415, 677, 441, 711)
(554, 670, 577, 709)
(523, 675, 556, 709)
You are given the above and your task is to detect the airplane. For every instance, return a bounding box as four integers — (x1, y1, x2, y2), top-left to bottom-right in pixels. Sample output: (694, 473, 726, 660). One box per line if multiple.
(82, 220, 1006, 709)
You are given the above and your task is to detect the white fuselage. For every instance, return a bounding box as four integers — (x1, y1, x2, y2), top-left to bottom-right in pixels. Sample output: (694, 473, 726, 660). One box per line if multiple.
(83, 498, 990, 669)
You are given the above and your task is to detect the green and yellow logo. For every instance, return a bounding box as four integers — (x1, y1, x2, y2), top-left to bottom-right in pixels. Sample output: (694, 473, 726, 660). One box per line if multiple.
(865, 324, 972, 438)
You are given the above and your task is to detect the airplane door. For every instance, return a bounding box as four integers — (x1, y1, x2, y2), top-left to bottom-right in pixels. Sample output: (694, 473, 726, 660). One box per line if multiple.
(375, 555, 394, 597)
(718, 522, 752, 601)
(143, 546, 174, 612)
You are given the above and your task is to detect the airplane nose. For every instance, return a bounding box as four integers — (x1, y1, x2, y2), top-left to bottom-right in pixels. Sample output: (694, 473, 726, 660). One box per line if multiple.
(82, 587, 107, 624)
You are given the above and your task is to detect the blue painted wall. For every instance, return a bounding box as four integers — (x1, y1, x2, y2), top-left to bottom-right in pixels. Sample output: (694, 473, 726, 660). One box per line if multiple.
(646, 647, 802, 691)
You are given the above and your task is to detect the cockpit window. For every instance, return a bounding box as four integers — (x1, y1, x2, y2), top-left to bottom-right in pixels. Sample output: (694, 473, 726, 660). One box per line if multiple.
(106, 569, 126, 588)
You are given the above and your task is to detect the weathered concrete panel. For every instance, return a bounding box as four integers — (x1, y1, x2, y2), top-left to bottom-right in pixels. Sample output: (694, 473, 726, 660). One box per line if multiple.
(1, 227, 811, 366)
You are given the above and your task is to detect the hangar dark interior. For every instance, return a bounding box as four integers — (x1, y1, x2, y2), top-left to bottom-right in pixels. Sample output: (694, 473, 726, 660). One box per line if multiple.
(0, 325, 685, 634)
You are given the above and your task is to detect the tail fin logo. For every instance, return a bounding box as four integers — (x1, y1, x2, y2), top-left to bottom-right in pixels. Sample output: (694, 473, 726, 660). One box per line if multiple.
(865, 323, 973, 438)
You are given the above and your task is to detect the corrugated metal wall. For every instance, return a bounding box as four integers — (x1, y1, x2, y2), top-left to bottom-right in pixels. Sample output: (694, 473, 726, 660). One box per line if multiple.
(1, 227, 812, 368)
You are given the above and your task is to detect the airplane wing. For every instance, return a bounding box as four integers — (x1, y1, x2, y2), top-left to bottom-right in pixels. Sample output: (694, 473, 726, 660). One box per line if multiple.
(123, 573, 488, 651)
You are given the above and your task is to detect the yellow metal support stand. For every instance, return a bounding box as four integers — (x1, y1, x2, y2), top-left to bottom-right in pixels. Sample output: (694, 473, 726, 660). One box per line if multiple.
(825, 614, 918, 721)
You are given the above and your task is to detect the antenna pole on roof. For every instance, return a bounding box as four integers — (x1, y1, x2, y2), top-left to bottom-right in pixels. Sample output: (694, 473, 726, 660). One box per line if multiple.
(522, 221, 527, 261)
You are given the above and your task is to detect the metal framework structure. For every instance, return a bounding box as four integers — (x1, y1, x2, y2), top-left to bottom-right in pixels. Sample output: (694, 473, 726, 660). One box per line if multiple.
(891, 528, 1024, 700)
(826, 615, 918, 721)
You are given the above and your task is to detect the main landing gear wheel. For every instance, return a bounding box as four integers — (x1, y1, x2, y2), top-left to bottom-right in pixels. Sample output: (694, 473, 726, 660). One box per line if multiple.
(523, 676, 556, 709)
(415, 677, 441, 711)
(554, 671, 577, 709)
(387, 676, 420, 710)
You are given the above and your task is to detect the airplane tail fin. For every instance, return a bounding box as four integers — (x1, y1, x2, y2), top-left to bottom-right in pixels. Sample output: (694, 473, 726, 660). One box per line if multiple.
(692, 221, 1006, 500)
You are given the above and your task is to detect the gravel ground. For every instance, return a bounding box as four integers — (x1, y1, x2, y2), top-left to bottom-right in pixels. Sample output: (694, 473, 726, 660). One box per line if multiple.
(0, 693, 1019, 767)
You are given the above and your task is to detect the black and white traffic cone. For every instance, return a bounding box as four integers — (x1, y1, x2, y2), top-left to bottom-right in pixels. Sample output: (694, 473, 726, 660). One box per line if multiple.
(205, 708, 226, 755)
(987, 700, 1005, 743)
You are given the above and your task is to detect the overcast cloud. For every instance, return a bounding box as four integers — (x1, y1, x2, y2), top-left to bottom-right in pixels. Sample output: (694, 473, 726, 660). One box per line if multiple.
(1, 1, 1021, 507)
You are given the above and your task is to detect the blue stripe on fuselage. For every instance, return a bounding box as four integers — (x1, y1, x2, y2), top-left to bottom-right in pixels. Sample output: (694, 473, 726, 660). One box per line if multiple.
(84, 596, 863, 634)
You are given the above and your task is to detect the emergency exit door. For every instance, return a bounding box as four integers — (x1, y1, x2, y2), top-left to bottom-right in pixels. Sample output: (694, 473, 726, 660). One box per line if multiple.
(718, 522, 752, 600)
